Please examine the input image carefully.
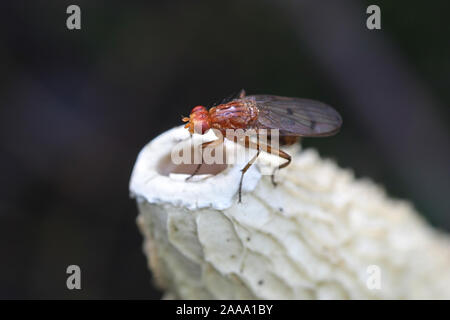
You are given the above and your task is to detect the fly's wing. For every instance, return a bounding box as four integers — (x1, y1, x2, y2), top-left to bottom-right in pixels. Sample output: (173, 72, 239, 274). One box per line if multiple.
(247, 95, 342, 137)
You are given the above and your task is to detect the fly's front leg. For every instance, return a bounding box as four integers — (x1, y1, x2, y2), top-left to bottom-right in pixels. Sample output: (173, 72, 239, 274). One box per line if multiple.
(185, 136, 224, 181)
(185, 164, 202, 181)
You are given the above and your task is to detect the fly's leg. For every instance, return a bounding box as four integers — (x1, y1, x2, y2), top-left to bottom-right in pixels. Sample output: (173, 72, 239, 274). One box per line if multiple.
(235, 135, 292, 201)
(185, 137, 224, 181)
(185, 163, 202, 181)
(270, 150, 291, 186)
(237, 136, 291, 188)
(238, 147, 260, 203)
(236, 135, 262, 203)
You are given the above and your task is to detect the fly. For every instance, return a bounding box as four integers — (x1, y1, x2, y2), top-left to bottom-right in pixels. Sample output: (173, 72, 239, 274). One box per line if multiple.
(182, 90, 342, 202)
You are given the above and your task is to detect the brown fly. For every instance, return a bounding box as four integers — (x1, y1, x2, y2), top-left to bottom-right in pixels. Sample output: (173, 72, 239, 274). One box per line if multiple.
(182, 90, 342, 202)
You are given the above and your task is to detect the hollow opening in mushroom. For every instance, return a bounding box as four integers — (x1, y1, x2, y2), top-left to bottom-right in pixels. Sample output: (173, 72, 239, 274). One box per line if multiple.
(156, 144, 228, 176)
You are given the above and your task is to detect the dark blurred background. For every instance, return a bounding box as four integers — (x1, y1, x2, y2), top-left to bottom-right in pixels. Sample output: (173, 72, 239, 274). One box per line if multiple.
(0, 0, 449, 299)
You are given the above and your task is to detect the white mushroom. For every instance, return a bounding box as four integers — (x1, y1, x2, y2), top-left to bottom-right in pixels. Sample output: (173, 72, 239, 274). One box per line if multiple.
(130, 126, 450, 299)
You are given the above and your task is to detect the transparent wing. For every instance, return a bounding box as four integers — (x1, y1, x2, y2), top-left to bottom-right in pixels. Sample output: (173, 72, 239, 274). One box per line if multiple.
(247, 95, 342, 137)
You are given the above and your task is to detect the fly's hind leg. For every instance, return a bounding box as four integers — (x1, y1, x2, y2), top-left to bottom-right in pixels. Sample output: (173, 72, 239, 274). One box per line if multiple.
(236, 136, 291, 201)
(185, 136, 224, 181)
(269, 136, 298, 186)
(271, 150, 291, 186)
(244, 136, 292, 187)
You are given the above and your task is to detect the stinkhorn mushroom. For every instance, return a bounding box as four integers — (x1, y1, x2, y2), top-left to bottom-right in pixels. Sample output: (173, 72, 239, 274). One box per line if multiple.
(129, 126, 450, 299)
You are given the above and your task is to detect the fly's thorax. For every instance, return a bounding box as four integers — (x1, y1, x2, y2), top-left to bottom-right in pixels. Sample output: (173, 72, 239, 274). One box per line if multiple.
(209, 100, 259, 135)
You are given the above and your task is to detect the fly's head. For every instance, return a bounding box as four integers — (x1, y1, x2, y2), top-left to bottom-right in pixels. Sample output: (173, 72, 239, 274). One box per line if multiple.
(182, 105, 211, 134)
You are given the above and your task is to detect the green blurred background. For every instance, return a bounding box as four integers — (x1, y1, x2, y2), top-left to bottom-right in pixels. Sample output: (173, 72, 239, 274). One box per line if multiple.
(0, 0, 449, 298)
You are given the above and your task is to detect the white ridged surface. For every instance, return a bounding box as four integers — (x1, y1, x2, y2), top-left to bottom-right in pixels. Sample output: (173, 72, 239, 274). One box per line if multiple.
(130, 126, 450, 299)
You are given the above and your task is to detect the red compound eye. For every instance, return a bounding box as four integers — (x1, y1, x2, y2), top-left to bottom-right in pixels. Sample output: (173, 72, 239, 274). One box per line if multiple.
(191, 105, 207, 113)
